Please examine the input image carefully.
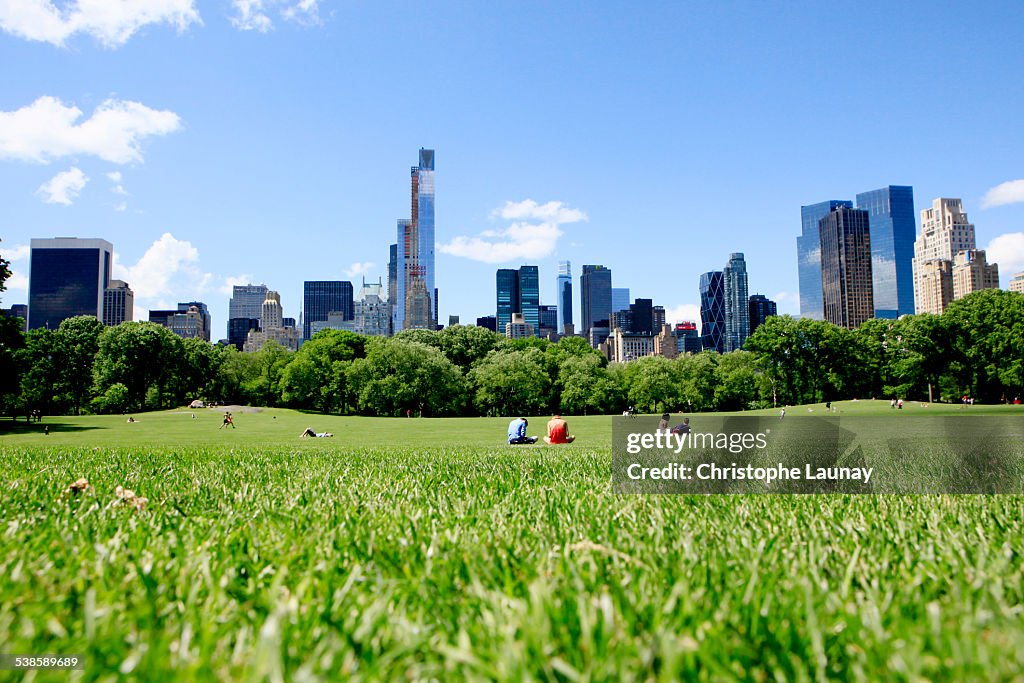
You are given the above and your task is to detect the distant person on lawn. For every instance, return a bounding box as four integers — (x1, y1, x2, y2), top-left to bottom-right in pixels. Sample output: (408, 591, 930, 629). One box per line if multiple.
(508, 417, 537, 444)
(544, 415, 575, 444)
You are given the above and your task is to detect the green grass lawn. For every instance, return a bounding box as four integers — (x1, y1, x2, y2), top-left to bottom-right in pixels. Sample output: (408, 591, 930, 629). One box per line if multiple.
(1, 402, 1023, 680)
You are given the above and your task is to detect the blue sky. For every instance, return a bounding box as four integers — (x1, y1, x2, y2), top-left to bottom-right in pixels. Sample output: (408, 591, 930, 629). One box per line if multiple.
(2, 0, 1023, 335)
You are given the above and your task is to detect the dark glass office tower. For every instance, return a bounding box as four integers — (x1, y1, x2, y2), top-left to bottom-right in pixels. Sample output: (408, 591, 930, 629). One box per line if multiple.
(580, 265, 612, 338)
(855, 185, 915, 318)
(303, 281, 354, 341)
(518, 265, 539, 333)
(629, 298, 654, 334)
(556, 261, 573, 334)
(748, 294, 777, 334)
(496, 269, 520, 332)
(819, 207, 874, 329)
(798, 200, 852, 320)
(699, 271, 725, 353)
(28, 238, 112, 330)
(227, 318, 260, 350)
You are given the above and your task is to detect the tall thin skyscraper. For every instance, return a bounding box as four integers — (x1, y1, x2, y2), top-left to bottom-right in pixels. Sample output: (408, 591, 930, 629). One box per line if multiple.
(303, 281, 354, 341)
(102, 280, 134, 327)
(798, 200, 852, 320)
(820, 206, 874, 329)
(580, 265, 612, 337)
(496, 269, 520, 332)
(856, 186, 916, 318)
(387, 243, 397, 334)
(699, 271, 725, 353)
(556, 261, 573, 334)
(28, 237, 112, 330)
(518, 265, 539, 334)
(722, 252, 750, 351)
(394, 148, 436, 331)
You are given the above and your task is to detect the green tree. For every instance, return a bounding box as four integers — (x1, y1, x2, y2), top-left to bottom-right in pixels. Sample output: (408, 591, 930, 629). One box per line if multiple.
(348, 339, 466, 416)
(468, 347, 551, 416)
(676, 352, 720, 412)
(18, 329, 64, 415)
(280, 330, 367, 412)
(713, 350, 762, 410)
(54, 315, 105, 414)
(93, 322, 185, 411)
(556, 354, 617, 415)
(944, 289, 1024, 402)
(620, 355, 680, 413)
(0, 244, 26, 417)
(240, 341, 293, 407)
(434, 325, 504, 371)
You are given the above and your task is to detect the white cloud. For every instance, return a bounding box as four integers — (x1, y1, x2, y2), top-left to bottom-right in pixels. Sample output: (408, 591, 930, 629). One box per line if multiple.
(981, 180, 1024, 209)
(105, 170, 128, 196)
(0, 96, 182, 165)
(345, 261, 376, 278)
(231, 0, 321, 31)
(4, 270, 28, 294)
(219, 274, 255, 296)
(2, 244, 30, 262)
(664, 304, 700, 326)
(114, 232, 210, 299)
(37, 166, 88, 205)
(106, 171, 122, 182)
(771, 290, 800, 316)
(440, 199, 587, 264)
(0, 0, 200, 48)
(986, 232, 1024, 277)
(114, 201, 128, 212)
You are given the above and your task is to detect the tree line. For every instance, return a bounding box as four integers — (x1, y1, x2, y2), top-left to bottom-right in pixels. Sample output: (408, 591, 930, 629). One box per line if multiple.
(1, 261, 1022, 419)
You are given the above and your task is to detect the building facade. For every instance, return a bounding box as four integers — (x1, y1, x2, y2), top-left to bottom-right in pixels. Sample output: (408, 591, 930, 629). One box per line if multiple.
(699, 271, 725, 352)
(505, 312, 534, 339)
(820, 206, 874, 329)
(556, 261, 573, 335)
(855, 186, 916, 318)
(476, 315, 497, 331)
(394, 148, 437, 331)
(303, 281, 354, 341)
(227, 318, 260, 350)
(952, 249, 999, 300)
(913, 198, 977, 314)
(1010, 272, 1024, 294)
(28, 237, 112, 330)
(245, 291, 300, 352)
(496, 268, 520, 332)
(580, 265, 612, 342)
(722, 252, 750, 351)
(611, 288, 630, 318)
(748, 294, 777, 335)
(228, 284, 269, 337)
(353, 279, 391, 337)
(798, 200, 852, 320)
(102, 279, 134, 327)
(674, 322, 702, 355)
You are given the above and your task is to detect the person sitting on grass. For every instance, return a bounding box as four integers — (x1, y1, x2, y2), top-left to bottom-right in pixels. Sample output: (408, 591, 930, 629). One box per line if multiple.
(507, 417, 537, 445)
(670, 417, 691, 434)
(544, 414, 575, 444)
(300, 427, 334, 438)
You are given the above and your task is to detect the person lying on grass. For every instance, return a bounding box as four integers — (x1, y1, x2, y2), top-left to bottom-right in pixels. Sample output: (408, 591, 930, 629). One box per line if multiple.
(300, 427, 334, 438)
(544, 414, 575, 444)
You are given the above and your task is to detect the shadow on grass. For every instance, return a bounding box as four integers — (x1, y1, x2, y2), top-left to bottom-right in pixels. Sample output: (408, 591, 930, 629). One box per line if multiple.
(0, 421, 105, 436)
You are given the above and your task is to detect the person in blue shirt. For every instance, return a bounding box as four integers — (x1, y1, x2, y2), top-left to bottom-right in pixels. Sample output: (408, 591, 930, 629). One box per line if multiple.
(507, 417, 537, 444)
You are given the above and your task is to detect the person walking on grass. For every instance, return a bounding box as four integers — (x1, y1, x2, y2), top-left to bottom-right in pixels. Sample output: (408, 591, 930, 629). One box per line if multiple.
(220, 412, 235, 429)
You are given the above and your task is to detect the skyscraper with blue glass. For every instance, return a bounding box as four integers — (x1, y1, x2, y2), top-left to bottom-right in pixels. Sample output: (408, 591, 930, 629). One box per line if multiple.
(394, 148, 436, 331)
(556, 261, 573, 334)
(28, 237, 112, 330)
(699, 271, 725, 353)
(495, 265, 540, 337)
(580, 265, 612, 338)
(722, 253, 750, 351)
(798, 200, 852, 320)
(855, 185, 915, 318)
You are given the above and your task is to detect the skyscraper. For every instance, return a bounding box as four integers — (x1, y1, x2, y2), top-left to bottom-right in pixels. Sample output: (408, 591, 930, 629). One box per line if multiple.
(394, 148, 436, 331)
(855, 186, 916, 318)
(611, 288, 631, 317)
(1010, 272, 1024, 294)
(913, 198, 980, 314)
(699, 271, 725, 352)
(798, 200, 852, 320)
(496, 268, 520, 332)
(556, 261, 573, 335)
(580, 265, 612, 340)
(228, 284, 269, 339)
(178, 301, 211, 341)
(538, 305, 558, 337)
(722, 252, 750, 351)
(820, 206, 874, 329)
(495, 265, 539, 337)
(952, 249, 999, 300)
(244, 291, 299, 352)
(28, 237, 112, 330)
(388, 243, 397, 334)
(102, 280, 134, 327)
(303, 281, 354, 341)
(748, 294, 777, 335)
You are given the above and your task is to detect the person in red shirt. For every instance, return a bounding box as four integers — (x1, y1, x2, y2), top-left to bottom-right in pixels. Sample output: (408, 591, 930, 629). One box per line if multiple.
(544, 415, 575, 444)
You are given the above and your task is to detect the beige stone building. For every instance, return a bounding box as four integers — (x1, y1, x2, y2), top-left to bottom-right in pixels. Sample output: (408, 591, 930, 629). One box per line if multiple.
(245, 291, 300, 352)
(914, 259, 953, 315)
(1010, 272, 1024, 294)
(952, 249, 999, 300)
(913, 198, 979, 313)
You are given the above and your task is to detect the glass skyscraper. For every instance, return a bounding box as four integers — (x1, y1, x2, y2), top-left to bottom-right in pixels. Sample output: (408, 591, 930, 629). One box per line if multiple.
(798, 200, 852, 320)
(856, 186, 915, 318)
(820, 206, 874, 329)
(495, 266, 540, 337)
(303, 281, 354, 341)
(580, 265, 612, 337)
(556, 261, 573, 334)
(748, 294, 777, 335)
(28, 237, 112, 330)
(394, 148, 436, 331)
(699, 271, 725, 353)
(722, 252, 750, 351)
(611, 288, 630, 316)
(496, 268, 520, 332)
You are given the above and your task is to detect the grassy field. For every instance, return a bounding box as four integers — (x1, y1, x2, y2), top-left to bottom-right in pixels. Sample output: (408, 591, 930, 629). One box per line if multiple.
(1, 402, 1023, 681)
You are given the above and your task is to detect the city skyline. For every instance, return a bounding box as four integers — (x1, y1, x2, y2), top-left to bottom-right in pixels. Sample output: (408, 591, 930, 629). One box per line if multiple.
(2, 2, 1023, 333)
